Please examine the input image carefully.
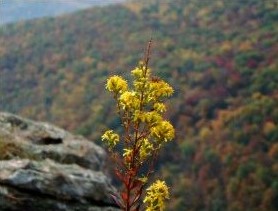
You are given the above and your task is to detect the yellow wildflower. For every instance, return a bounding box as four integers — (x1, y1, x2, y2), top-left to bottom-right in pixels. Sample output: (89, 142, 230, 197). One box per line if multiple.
(149, 80, 174, 100)
(139, 139, 153, 161)
(123, 148, 133, 158)
(144, 180, 170, 211)
(103, 50, 175, 210)
(131, 65, 151, 78)
(153, 103, 166, 113)
(131, 67, 144, 78)
(119, 91, 140, 110)
(101, 130, 119, 149)
(133, 111, 163, 127)
(123, 148, 133, 165)
(150, 121, 175, 143)
(106, 75, 128, 94)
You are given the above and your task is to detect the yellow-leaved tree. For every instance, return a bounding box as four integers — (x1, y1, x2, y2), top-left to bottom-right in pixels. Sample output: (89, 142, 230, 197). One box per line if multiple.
(102, 40, 175, 211)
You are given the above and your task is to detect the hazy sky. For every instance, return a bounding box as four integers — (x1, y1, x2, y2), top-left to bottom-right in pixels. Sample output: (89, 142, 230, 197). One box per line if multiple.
(0, 0, 126, 25)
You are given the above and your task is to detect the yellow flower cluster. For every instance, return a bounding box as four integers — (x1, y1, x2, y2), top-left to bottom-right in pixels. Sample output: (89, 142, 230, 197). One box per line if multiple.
(144, 180, 170, 211)
(123, 148, 133, 164)
(150, 121, 175, 143)
(106, 75, 128, 94)
(123, 148, 133, 157)
(119, 91, 140, 110)
(139, 138, 153, 161)
(131, 66, 150, 79)
(132, 66, 150, 92)
(149, 80, 174, 100)
(153, 103, 166, 113)
(101, 130, 119, 149)
(133, 111, 162, 126)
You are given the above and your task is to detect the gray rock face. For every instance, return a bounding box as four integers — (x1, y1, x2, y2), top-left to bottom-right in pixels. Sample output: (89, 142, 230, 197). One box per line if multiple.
(0, 112, 119, 211)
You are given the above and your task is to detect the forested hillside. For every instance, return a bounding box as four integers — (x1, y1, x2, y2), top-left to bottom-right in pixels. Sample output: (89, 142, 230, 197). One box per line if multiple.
(0, 0, 278, 210)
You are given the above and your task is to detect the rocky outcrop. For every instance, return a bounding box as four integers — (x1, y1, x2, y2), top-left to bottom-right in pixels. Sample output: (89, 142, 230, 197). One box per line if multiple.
(0, 112, 119, 211)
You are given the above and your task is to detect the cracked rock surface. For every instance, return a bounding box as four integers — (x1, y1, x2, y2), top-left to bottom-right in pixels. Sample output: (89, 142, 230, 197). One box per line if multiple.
(0, 112, 119, 211)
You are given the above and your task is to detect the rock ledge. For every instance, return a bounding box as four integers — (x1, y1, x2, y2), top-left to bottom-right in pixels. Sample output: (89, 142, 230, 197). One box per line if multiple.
(0, 112, 119, 211)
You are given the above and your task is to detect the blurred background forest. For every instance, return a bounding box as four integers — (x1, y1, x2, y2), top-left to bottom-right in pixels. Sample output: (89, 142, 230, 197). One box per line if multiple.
(0, 0, 278, 210)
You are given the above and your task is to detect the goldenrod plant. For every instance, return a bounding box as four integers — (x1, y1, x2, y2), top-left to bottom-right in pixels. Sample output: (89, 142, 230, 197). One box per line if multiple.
(143, 180, 169, 211)
(102, 40, 175, 211)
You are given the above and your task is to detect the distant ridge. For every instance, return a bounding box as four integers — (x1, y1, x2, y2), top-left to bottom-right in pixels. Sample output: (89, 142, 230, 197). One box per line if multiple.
(0, 0, 126, 25)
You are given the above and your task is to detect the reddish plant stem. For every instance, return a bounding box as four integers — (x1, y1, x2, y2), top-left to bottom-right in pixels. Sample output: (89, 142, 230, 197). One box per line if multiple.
(121, 39, 153, 211)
